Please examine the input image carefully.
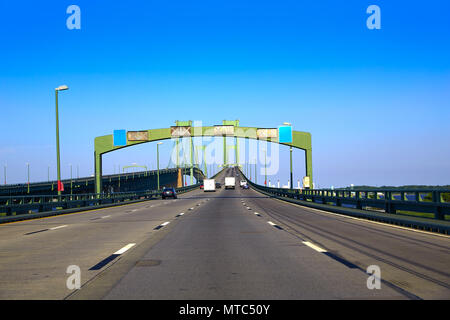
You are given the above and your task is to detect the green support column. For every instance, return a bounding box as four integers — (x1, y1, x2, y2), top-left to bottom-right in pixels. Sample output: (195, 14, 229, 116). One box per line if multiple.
(95, 151, 102, 194)
(305, 148, 313, 188)
(223, 136, 227, 167)
(203, 147, 207, 177)
(176, 138, 179, 168)
(235, 137, 240, 167)
(197, 145, 207, 177)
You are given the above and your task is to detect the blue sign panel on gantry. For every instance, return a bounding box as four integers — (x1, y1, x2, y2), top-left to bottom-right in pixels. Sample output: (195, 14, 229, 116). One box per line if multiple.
(113, 130, 127, 146)
(278, 126, 292, 143)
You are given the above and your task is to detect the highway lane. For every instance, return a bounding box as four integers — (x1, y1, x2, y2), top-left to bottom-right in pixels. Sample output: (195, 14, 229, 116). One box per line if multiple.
(1, 167, 449, 299)
(81, 168, 406, 299)
(240, 185, 450, 299)
(0, 186, 209, 299)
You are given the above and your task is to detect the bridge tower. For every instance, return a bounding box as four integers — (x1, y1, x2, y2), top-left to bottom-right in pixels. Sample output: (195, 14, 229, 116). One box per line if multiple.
(222, 120, 240, 167)
(175, 120, 194, 185)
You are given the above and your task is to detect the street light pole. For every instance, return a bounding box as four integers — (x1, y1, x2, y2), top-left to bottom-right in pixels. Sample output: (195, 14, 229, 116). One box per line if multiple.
(70, 164, 73, 195)
(290, 146, 293, 189)
(282, 122, 294, 190)
(27, 163, 30, 194)
(4, 164, 6, 185)
(157, 142, 163, 191)
(262, 148, 267, 186)
(55, 85, 69, 196)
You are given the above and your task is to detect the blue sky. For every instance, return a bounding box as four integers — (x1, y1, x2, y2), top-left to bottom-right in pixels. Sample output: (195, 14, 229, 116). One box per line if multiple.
(0, 0, 449, 187)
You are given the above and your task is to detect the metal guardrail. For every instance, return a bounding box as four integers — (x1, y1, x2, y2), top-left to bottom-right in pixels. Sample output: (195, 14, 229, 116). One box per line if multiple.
(255, 187, 450, 220)
(0, 184, 199, 219)
(238, 169, 450, 234)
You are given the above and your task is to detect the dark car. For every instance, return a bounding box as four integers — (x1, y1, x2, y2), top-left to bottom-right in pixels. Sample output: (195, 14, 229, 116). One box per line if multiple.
(215, 182, 221, 189)
(162, 187, 177, 199)
(242, 184, 249, 190)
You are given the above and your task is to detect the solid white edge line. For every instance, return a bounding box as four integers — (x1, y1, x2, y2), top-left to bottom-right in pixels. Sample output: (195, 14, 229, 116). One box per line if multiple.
(50, 225, 67, 230)
(114, 243, 136, 255)
(302, 241, 327, 253)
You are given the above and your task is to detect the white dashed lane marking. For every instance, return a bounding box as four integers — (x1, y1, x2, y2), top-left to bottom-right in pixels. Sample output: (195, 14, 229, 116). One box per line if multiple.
(114, 243, 136, 254)
(154, 221, 171, 230)
(267, 221, 283, 230)
(89, 243, 136, 270)
(302, 241, 327, 253)
(50, 225, 67, 230)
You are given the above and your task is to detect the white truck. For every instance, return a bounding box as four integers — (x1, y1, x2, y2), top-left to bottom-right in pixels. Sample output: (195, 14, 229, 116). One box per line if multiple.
(225, 177, 236, 189)
(203, 179, 216, 192)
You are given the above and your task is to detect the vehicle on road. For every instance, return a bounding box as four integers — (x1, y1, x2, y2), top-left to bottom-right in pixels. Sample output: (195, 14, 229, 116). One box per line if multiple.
(225, 177, 236, 189)
(242, 184, 249, 190)
(204, 179, 216, 192)
(240, 180, 247, 188)
(161, 187, 177, 199)
(215, 182, 221, 189)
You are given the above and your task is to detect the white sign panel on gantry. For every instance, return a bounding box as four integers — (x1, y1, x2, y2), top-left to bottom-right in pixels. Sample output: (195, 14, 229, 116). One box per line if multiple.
(171, 126, 192, 137)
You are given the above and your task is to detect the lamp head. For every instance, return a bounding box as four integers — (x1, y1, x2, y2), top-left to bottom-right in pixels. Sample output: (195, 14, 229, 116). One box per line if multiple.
(56, 85, 69, 91)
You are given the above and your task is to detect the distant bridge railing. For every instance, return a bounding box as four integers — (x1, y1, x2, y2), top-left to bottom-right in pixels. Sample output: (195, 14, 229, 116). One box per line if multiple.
(0, 166, 205, 196)
(0, 184, 199, 223)
(238, 169, 450, 234)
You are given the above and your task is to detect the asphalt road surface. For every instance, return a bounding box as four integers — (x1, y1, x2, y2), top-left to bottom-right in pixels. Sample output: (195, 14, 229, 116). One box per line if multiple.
(0, 168, 449, 299)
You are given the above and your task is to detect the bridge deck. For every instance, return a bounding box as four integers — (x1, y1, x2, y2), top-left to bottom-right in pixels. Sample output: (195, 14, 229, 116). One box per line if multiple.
(0, 168, 448, 299)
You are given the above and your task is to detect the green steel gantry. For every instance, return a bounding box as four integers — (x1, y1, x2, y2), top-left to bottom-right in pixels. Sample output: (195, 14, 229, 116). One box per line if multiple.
(94, 121, 312, 194)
